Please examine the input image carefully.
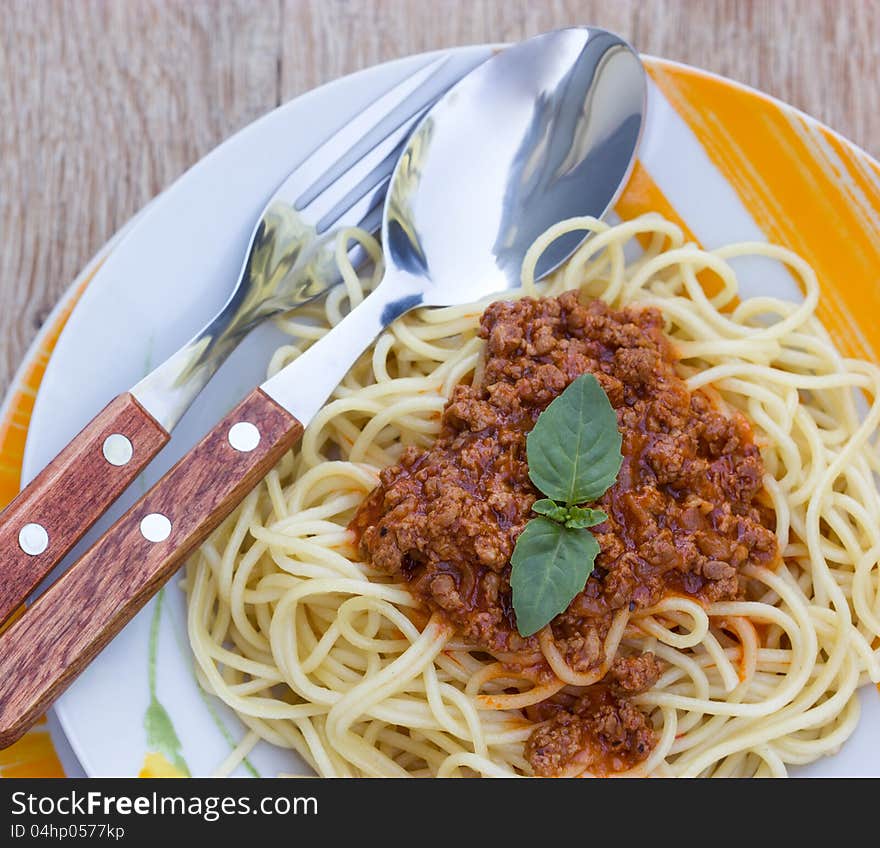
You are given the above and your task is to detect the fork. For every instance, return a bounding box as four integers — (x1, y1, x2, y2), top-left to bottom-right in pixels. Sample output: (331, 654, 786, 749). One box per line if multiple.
(0, 50, 488, 628)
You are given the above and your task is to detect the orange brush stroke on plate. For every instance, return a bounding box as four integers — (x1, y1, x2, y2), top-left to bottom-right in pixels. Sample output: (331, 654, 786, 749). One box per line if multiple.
(647, 61, 880, 363)
(0, 717, 64, 778)
(616, 161, 700, 244)
(0, 263, 101, 778)
(615, 161, 732, 302)
(0, 262, 104, 509)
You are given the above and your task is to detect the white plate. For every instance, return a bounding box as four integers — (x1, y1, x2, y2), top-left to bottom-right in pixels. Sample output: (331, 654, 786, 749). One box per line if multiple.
(20, 46, 880, 776)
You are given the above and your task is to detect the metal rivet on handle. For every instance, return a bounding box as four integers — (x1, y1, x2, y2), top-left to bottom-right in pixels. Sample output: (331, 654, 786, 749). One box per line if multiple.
(228, 421, 260, 453)
(102, 433, 133, 466)
(19, 523, 49, 556)
(140, 513, 171, 543)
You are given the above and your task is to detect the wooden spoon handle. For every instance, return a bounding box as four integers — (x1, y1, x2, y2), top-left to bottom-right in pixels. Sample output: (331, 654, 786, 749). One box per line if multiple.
(0, 393, 170, 628)
(0, 388, 303, 748)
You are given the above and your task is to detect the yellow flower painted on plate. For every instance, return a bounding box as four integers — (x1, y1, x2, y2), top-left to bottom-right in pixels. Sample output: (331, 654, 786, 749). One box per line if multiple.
(142, 588, 191, 776)
(138, 752, 187, 778)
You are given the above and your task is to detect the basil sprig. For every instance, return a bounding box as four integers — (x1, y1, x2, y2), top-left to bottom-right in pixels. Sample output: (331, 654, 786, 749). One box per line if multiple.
(511, 373, 623, 637)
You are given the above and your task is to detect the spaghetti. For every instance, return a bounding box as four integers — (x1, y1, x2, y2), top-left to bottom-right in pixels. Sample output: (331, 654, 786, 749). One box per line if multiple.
(185, 213, 880, 777)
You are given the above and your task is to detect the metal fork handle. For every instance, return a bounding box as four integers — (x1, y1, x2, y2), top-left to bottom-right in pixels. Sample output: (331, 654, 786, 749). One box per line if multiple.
(130, 202, 346, 434)
(0, 210, 338, 629)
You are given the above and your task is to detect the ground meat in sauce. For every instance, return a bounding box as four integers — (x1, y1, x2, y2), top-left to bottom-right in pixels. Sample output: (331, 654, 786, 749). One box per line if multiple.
(351, 292, 778, 776)
(525, 679, 659, 777)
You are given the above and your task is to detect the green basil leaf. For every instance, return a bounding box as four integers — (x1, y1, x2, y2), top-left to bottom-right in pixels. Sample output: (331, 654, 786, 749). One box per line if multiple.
(531, 498, 570, 523)
(526, 373, 622, 504)
(510, 517, 600, 637)
(564, 506, 608, 529)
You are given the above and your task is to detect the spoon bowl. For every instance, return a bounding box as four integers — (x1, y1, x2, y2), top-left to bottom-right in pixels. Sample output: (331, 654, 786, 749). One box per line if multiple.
(265, 26, 647, 422)
(383, 27, 646, 307)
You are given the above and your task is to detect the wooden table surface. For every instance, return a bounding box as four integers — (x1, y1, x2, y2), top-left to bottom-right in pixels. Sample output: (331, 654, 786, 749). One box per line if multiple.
(1, 0, 878, 396)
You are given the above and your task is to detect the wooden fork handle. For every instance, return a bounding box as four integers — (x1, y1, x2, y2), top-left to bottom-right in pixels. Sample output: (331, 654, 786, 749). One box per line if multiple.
(0, 393, 170, 628)
(0, 388, 303, 748)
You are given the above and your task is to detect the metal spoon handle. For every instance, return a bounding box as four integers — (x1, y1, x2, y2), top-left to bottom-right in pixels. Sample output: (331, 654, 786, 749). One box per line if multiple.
(0, 393, 170, 628)
(262, 272, 418, 423)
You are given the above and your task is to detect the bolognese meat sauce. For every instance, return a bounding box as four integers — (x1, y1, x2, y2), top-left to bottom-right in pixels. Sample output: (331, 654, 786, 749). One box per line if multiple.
(352, 291, 777, 776)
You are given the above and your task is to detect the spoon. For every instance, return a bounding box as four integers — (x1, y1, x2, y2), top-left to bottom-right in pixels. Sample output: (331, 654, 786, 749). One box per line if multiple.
(0, 51, 485, 628)
(0, 26, 646, 747)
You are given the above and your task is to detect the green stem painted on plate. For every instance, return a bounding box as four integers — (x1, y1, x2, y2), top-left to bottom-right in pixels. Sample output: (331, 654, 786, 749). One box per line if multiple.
(159, 586, 261, 778)
(147, 588, 160, 694)
(143, 588, 191, 776)
(138, 336, 259, 779)
(198, 691, 261, 779)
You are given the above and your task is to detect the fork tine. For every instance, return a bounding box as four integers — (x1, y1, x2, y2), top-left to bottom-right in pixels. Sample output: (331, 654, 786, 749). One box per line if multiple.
(356, 198, 385, 239)
(301, 105, 426, 228)
(273, 55, 450, 209)
(281, 51, 490, 266)
(293, 59, 461, 211)
(314, 138, 402, 234)
(293, 51, 491, 238)
(339, 198, 385, 271)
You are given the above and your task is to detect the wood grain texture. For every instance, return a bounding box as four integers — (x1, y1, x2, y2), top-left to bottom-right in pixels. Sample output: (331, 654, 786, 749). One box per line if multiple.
(0, 388, 302, 748)
(0, 392, 169, 628)
(1, 0, 878, 401)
